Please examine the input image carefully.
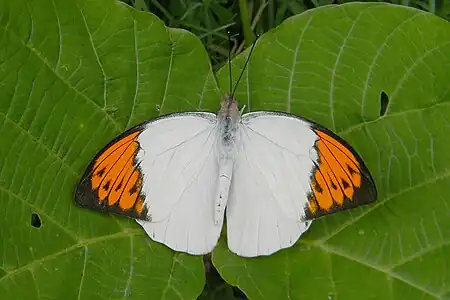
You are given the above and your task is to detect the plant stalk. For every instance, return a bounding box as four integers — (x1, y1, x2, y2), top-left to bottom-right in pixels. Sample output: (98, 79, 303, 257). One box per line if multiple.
(239, 0, 255, 46)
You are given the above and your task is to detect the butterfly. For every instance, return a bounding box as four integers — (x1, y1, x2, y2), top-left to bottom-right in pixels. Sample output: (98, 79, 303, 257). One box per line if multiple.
(74, 41, 377, 258)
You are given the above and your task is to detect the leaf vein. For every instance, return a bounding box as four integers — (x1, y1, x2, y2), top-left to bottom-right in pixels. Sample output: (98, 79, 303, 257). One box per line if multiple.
(391, 241, 450, 270)
(388, 41, 450, 114)
(0, 185, 78, 241)
(77, 246, 88, 300)
(78, 5, 108, 109)
(320, 170, 450, 242)
(122, 235, 134, 299)
(0, 112, 77, 177)
(339, 100, 450, 137)
(0, 230, 142, 285)
(361, 12, 427, 115)
(319, 244, 440, 298)
(286, 15, 313, 113)
(159, 35, 175, 115)
(51, 0, 62, 70)
(329, 8, 366, 131)
(125, 20, 140, 129)
(0, 18, 122, 131)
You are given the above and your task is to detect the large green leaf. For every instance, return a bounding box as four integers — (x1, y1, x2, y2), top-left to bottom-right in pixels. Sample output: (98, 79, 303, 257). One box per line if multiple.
(0, 0, 220, 299)
(213, 3, 450, 300)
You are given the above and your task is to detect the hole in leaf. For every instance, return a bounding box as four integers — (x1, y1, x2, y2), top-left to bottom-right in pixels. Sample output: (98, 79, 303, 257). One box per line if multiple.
(201, 254, 247, 299)
(380, 91, 389, 116)
(31, 213, 41, 228)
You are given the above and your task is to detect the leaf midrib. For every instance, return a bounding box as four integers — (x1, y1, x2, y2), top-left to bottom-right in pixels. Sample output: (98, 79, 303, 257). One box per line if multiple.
(338, 99, 450, 137)
(318, 170, 450, 244)
(0, 229, 142, 284)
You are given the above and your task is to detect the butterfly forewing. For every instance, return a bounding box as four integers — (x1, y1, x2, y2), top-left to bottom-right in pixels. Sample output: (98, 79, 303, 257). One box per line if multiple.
(305, 126, 377, 219)
(74, 124, 149, 220)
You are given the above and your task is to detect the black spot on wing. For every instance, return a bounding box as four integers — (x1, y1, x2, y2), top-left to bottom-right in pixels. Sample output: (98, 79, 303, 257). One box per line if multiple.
(341, 179, 350, 189)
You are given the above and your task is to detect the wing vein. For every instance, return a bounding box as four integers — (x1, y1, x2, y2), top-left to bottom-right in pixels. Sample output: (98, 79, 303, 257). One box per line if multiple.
(320, 139, 357, 190)
(316, 145, 348, 201)
(96, 141, 136, 193)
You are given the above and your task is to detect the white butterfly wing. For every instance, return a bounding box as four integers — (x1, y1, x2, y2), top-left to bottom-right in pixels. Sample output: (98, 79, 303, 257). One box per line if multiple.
(226, 112, 316, 257)
(226, 111, 377, 257)
(135, 113, 223, 255)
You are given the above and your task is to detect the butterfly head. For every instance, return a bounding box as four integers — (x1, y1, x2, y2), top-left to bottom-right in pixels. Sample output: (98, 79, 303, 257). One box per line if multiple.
(219, 93, 240, 122)
(217, 93, 240, 158)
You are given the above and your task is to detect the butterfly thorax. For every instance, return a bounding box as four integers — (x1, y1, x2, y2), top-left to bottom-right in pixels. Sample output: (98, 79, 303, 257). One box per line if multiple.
(217, 94, 240, 159)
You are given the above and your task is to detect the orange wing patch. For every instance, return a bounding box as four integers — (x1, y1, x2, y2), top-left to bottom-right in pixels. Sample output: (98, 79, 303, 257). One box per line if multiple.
(305, 128, 376, 219)
(75, 127, 149, 221)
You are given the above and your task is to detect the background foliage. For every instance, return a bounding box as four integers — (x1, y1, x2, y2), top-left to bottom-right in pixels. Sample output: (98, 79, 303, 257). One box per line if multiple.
(122, 0, 450, 68)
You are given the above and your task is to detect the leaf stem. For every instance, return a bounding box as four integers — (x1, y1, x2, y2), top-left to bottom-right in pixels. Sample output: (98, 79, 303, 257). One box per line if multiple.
(239, 0, 255, 46)
(429, 0, 436, 14)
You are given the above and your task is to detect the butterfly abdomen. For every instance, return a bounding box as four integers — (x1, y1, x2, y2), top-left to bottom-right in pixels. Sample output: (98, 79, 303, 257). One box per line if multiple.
(215, 157, 233, 225)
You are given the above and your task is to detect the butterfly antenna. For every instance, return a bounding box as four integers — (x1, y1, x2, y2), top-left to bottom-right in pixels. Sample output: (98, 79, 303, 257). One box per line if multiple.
(228, 31, 233, 94)
(231, 35, 259, 97)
